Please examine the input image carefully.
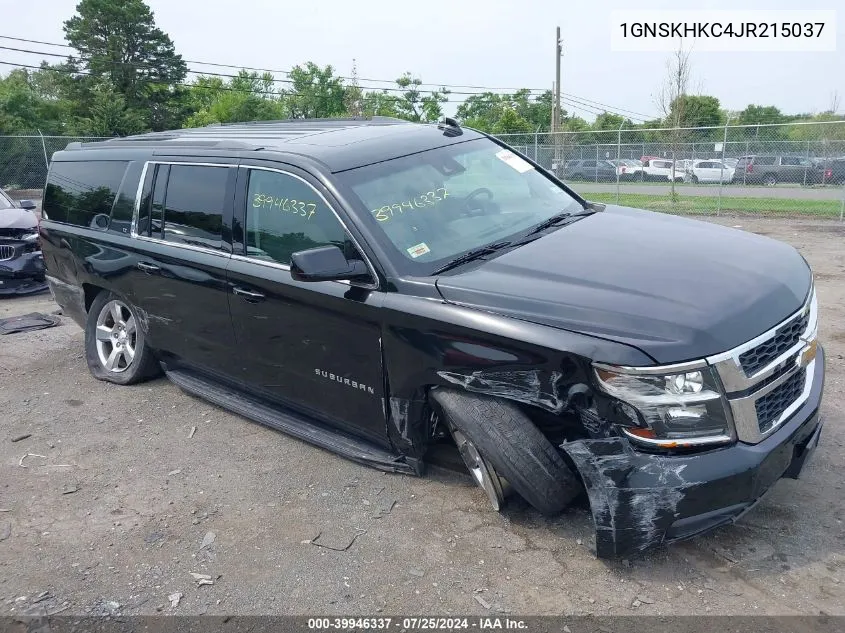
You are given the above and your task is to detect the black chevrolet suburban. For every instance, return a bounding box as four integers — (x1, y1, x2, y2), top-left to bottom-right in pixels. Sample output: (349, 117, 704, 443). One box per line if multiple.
(40, 118, 825, 558)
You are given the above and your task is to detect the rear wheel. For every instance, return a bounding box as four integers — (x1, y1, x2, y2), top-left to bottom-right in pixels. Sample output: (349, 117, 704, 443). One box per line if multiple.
(85, 291, 161, 385)
(429, 389, 581, 515)
(690, 175, 699, 184)
(763, 173, 778, 186)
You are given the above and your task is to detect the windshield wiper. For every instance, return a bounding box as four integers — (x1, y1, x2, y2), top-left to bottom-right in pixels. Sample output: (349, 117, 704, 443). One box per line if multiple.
(431, 241, 512, 275)
(527, 209, 594, 236)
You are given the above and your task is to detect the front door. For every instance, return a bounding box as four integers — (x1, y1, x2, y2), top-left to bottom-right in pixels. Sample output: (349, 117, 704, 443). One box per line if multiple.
(225, 165, 389, 446)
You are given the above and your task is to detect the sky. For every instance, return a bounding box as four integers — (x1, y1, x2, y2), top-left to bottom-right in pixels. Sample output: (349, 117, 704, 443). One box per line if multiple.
(0, 0, 843, 123)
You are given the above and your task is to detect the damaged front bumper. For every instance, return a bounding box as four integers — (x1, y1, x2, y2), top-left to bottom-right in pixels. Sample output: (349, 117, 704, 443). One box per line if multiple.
(562, 346, 825, 559)
(0, 249, 48, 295)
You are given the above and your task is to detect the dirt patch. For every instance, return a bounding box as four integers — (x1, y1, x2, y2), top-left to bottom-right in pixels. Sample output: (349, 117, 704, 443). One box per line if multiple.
(0, 217, 843, 617)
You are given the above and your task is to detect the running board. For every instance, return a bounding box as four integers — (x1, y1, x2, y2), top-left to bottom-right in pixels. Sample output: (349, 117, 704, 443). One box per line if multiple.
(165, 369, 416, 475)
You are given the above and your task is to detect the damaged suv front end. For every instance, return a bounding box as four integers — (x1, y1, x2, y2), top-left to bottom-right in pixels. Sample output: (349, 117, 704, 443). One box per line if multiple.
(566, 286, 823, 557)
(0, 190, 46, 296)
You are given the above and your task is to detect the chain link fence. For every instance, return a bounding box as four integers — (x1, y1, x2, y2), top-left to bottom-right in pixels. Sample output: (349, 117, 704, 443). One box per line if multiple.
(495, 120, 845, 220)
(0, 134, 110, 196)
(2, 126, 844, 220)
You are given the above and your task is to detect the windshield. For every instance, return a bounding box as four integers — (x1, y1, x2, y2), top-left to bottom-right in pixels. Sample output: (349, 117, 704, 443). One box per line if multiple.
(0, 190, 13, 210)
(337, 138, 583, 275)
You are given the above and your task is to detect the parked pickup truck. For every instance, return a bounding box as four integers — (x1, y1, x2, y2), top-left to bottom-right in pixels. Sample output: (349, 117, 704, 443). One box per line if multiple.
(40, 118, 825, 558)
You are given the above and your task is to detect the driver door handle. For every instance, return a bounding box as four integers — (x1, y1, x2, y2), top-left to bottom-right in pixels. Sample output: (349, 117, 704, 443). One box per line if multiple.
(232, 286, 266, 302)
(137, 261, 160, 273)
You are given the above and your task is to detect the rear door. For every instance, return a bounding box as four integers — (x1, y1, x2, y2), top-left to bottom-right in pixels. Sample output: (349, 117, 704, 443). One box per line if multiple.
(125, 160, 238, 375)
(225, 163, 389, 446)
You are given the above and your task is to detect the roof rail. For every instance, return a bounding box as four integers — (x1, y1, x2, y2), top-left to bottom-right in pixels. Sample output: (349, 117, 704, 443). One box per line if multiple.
(206, 116, 409, 127)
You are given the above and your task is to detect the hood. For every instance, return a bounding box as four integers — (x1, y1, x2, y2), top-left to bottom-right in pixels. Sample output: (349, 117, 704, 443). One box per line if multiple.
(435, 206, 811, 364)
(0, 207, 38, 232)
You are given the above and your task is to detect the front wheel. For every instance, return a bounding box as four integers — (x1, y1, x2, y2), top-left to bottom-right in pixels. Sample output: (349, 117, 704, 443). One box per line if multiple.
(429, 389, 581, 515)
(85, 291, 161, 385)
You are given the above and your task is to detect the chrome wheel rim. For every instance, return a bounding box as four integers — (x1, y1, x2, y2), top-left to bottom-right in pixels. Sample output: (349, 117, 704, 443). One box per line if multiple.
(451, 428, 508, 511)
(95, 300, 136, 373)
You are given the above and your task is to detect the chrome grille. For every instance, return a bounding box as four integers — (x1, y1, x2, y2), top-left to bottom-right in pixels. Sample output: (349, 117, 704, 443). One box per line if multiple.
(0, 244, 15, 261)
(739, 311, 809, 375)
(708, 286, 817, 444)
(755, 367, 806, 434)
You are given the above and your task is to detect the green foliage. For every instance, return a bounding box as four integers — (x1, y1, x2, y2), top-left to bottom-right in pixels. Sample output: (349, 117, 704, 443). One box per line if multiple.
(63, 0, 187, 131)
(0, 0, 842, 146)
(491, 108, 533, 135)
(284, 63, 346, 119)
(394, 73, 449, 123)
(184, 72, 285, 127)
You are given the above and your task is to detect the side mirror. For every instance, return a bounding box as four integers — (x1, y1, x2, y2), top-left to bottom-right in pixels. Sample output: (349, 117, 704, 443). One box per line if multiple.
(290, 245, 370, 283)
(19, 199, 36, 210)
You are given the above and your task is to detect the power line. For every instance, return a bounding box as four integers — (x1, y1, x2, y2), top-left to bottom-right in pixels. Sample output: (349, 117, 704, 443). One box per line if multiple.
(0, 33, 661, 118)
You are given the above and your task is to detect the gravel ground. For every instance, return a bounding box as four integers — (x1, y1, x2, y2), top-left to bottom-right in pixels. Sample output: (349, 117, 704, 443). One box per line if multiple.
(0, 216, 843, 618)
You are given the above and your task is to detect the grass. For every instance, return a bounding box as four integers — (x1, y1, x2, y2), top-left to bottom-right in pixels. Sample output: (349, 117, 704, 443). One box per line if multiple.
(586, 192, 844, 218)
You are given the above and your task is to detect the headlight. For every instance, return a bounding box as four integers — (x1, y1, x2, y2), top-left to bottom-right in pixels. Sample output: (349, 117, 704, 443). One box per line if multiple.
(593, 362, 734, 448)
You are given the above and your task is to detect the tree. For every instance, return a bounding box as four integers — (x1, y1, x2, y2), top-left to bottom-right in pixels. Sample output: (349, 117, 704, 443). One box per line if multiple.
(282, 62, 347, 119)
(671, 95, 723, 131)
(185, 71, 285, 127)
(656, 47, 692, 200)
(394, 73, 449, 123)
(491, 108, 533, 135)
(361, 91, 401, 118)
(63, 0, 187, 131)
(79, 84, 146, 136)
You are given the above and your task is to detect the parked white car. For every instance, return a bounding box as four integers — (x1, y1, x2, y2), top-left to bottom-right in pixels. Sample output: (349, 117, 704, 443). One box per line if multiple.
(642, 158, 684, 182)
(685, 159, 735, 184)
(610, 159, 643, 180)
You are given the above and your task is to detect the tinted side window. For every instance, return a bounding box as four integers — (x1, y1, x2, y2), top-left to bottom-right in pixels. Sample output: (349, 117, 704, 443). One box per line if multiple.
(755, 156, 777, 166)
(108, 161, 144, 234)
(162, 165, 232, 251)
(43, 160, 128, 228)
(245, 169, 347, 266)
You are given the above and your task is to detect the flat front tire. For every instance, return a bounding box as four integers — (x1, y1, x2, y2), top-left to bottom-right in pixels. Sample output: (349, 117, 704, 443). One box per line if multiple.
(85, 291, 160, 385)
(430, 389, 581, 515)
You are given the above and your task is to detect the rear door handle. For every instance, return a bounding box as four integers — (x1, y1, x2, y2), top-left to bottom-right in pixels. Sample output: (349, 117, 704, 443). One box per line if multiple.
(232, 286, 266, 302)
(137, 261, 160, 273)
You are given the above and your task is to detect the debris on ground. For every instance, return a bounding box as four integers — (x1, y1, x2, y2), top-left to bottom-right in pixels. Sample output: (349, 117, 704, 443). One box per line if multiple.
(10, 434, 32, 443)
(0, 313, 61, 335)
(62, 482, 79, 495)
(188, 426, 197, 439)
(372, 498, 396, 519)
(31, 591, 51, 604)
(0, 521, 10, 541)
(18, 453, 46, 467)
(474, 594, 492, 609)
(637, 595, 655, 604)
(190, 572, 215, 586)
(168, 592, 182, 608)
(200, 531, 216, 550)
(167, 469, 182, 476)
(408, 568, 425, 577)
(310, 528, 366, 552)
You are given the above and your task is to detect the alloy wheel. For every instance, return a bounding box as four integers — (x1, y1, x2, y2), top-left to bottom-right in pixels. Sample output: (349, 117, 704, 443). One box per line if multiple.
(95, 300, 137, 373)
(451, 427, 510, 511)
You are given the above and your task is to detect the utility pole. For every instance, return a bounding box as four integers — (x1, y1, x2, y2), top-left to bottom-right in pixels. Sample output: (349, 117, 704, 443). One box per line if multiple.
(553, 27, 563, 170)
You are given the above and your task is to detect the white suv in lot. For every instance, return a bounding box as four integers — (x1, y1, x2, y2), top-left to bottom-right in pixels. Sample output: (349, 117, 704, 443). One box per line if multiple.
(642, 158, 685, 182)
(685, 159, 736, 184)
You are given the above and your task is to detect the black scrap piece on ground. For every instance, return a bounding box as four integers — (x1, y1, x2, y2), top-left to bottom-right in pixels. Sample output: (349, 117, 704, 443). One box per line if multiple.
(0, 312, 61, 335)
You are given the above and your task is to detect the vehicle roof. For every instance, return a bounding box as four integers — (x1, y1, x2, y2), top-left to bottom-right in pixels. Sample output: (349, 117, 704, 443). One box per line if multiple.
(55, 118, 484, 173)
